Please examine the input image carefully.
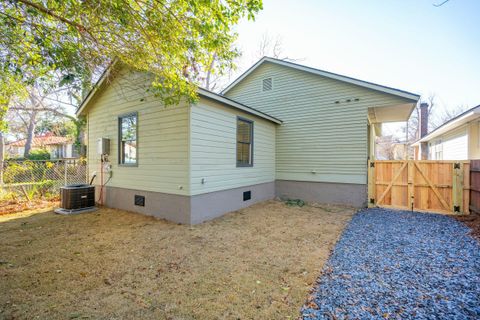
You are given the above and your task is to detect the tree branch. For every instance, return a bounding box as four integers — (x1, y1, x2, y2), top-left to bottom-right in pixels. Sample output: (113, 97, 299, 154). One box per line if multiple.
(10, 106, 76, 121)
(433, 0, 450, 7)
(15, 0, 98, 42)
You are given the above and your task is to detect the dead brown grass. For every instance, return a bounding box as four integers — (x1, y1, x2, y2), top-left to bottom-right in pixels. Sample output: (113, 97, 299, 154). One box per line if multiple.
(0, 200, 354, 320)
(0, 198, 58, 216)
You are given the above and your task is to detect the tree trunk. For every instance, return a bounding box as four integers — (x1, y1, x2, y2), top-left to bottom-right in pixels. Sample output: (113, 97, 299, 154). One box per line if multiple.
(24, 110, 38, 158)
(204, 53, 217, 90)
(0, 131, 4, 186)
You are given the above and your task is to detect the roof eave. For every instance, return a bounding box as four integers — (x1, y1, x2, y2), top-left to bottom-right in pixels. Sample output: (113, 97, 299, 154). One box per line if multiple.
(75, 64, 282, 124)
(198, 88, 282, 124)
(412, 107, 480, 145)
(75, 59, 117, 116)
(221, 57, 420, 102)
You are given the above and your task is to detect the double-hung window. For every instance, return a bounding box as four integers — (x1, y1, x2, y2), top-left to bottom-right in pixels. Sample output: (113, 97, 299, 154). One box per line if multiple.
(119, 112, 138, 165)
(236, 118, 253, 167)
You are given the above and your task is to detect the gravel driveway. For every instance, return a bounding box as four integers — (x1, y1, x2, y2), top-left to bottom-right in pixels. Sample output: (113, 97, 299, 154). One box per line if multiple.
(302, 208, 480, 320)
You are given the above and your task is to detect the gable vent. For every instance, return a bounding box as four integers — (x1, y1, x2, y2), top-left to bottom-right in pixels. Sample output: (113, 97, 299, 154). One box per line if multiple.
(262, 78, 272, 91)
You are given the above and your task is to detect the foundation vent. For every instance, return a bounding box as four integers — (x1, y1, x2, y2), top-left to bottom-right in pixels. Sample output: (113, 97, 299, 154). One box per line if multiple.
(134, 195, 145, 206)
(243, 191, 251, 201)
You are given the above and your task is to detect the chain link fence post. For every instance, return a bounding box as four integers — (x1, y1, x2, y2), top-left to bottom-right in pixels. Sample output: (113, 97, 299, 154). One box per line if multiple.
(64, 159, 68, 186)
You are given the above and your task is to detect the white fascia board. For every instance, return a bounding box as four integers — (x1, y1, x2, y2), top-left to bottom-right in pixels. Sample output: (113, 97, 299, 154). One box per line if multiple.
(198, 88, 282, 124)
(222, 57, 420, 102)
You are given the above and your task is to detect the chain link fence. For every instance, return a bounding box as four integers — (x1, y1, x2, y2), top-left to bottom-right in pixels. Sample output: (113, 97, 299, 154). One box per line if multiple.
(0, 159, 87, 202)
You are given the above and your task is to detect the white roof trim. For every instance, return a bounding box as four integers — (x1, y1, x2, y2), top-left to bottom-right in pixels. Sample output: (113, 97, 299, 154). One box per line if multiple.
(76, 59, 117, 116)
(221, 57, 420, 101)
(198, 88, 282, 124)
(75, 62, 282, 124)
(412, 105, 480, 146)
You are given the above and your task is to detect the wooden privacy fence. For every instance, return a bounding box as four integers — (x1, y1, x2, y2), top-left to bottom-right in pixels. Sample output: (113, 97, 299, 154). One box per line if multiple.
(368, 160, 470, 215)
(469, 160, 480, 215)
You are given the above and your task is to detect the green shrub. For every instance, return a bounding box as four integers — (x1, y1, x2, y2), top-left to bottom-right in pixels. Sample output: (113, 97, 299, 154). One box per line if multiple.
(27, 149, 51, 160)
(3, 161, 34, 183)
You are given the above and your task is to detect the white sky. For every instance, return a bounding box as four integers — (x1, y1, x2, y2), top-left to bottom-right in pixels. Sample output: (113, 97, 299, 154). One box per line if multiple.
(230, 0, 480, 136)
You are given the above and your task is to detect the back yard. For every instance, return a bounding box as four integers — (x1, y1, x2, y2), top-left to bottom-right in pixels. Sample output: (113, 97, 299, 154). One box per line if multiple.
(0, 200, 354, 319)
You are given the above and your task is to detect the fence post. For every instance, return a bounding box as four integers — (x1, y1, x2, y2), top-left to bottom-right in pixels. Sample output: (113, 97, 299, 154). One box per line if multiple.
(64, 159, 68, 186)
(452, 162, 464, 214)
(367, 160, 375, 207)
(407, 160, 414, 211)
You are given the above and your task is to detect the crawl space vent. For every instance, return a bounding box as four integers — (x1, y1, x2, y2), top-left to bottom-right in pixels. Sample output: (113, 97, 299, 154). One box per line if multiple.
(134, 195, 145, 206)
(262, 78, 272, 91)
(243, 191, 251, 201)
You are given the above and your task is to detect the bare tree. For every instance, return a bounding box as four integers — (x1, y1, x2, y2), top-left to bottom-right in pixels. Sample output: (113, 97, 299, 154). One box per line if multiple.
(201, 49, 241, 92)
(204, 53, 218, 91)
(407, 94, 437, 142)
(254, 32, 299, 62)
(436, 105, 470, 125)
(8, 85, 80, 157)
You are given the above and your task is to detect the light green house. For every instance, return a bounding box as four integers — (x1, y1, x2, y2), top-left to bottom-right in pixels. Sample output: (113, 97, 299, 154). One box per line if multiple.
(77, 57, 419, 224)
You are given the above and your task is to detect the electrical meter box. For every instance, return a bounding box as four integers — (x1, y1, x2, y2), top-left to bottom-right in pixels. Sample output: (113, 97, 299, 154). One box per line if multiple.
(97, 138, 110, 155)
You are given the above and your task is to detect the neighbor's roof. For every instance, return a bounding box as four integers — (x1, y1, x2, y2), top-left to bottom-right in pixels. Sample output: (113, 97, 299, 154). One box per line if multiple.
(221, 57, 421, 101)
(412, 105, 480, 146)
(7, 134, 70, 147)
(76, 61, 282, 124)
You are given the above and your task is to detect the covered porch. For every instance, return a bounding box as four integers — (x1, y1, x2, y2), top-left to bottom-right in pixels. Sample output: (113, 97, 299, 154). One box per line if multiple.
(368, 102, 418, 160)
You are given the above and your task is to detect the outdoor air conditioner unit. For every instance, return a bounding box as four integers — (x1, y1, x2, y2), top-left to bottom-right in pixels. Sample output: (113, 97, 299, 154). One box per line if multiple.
(55, 184, 96, 214)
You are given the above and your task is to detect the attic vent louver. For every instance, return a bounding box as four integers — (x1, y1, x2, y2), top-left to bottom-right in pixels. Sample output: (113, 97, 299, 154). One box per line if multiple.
(262, 78, 272, 91)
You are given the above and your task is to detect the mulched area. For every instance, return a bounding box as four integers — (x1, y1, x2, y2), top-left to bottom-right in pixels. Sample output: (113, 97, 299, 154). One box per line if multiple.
(301, 208, 480, 320)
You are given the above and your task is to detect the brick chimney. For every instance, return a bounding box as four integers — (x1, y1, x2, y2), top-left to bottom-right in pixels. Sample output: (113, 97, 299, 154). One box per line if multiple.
(419, 102, 429, 138)
(419, 102, 429, 159)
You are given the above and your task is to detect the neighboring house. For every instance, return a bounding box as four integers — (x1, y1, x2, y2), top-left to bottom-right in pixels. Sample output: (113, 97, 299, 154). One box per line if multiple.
(412, 105, 480, 160)
(6, 133, 74, 159)
(77, 57, 420, 224)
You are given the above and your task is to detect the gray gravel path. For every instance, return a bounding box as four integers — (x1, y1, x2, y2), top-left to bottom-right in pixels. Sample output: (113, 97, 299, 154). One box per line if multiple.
(301, 208, 480, 320)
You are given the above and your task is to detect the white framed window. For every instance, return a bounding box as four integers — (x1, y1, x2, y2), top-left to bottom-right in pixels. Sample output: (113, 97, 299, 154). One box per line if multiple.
(435, 139, 443, 160)
(236, 117, 253, 167)
(118, 112, 138, 165)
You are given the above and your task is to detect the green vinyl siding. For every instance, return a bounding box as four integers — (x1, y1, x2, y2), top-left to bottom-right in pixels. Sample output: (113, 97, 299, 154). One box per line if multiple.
(189, 99, 275, 195)
(225, 62, 413, 184)
(86, 68, 190, 195)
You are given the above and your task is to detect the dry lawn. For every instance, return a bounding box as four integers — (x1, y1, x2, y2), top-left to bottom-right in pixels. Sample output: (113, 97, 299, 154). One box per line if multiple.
(0, 200, 354, 319)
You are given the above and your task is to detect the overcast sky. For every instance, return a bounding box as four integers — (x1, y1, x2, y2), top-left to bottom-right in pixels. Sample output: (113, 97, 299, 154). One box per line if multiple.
(231, 0, 479, 118)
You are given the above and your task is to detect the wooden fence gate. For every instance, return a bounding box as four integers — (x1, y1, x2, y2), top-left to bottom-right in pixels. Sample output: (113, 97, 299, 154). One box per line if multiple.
(368, 160, 470, 214)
